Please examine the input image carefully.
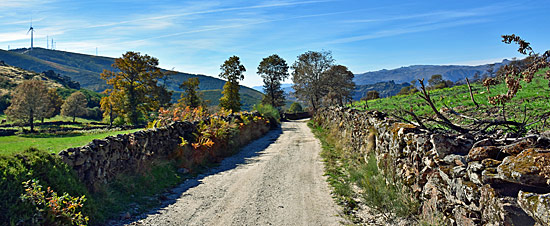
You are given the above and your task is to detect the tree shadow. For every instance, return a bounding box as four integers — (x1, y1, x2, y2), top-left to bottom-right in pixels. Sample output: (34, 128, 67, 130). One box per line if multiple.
(118, 125, 284, 225)
(20, 132, 84, 138)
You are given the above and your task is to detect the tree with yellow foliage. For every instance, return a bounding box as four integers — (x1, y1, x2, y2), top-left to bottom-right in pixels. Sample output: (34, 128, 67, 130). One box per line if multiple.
(100, 51, 170, 125)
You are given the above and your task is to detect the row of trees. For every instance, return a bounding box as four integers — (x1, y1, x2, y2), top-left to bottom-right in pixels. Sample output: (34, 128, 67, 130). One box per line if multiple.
(5, 80, 88, 132)
(177, 51, 354, 116)
(4, 50, 355, 130)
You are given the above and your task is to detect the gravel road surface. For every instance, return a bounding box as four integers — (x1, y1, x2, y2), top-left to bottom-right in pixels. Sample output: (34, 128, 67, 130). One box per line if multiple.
(124, 119, 341, 226)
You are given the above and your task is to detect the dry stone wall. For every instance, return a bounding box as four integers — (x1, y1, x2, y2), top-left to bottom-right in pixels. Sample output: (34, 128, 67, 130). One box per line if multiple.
(315, 107, 550, 226)
(58, 112, 269, 191)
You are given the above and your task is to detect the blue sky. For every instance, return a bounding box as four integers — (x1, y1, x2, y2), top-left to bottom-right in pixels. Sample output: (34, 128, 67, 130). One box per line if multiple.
(1, 0, 549, 87)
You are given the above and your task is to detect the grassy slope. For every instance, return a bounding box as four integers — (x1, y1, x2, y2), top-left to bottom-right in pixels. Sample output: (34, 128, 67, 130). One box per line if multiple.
(0, 129, 142, 155)
(1, 48, 264, 109)
(353, 68, 550, 130)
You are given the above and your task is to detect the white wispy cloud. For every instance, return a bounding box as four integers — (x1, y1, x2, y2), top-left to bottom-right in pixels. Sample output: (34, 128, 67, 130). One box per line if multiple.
(85, 0, 333, 29)
(0, 0, 56, 8)
(327, 19, 489, 44)
(326, 2, 522, 45)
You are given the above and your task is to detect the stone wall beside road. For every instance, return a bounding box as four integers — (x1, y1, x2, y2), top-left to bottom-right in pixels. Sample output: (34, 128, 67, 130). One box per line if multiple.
(58, 112, 270, 191)
(315, 107, 550, 226)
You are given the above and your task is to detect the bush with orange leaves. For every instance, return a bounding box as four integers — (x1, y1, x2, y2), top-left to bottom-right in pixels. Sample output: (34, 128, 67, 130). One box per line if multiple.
(20, 179, 89, 226)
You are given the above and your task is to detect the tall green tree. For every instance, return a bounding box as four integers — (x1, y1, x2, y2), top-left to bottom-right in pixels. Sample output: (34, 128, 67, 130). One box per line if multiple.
(218, 56, 246, 112)
(257, 54, 289, 109)
(178, 77, 203, 108)
(100, 51, 170, 125)
(5, 80, 51, 132)
(291, 51, 334, 111)
(61, 91, 87, 122)
(322, 65, 355, 106)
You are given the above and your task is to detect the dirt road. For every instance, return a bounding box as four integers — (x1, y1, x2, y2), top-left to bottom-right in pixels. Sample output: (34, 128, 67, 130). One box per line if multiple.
(125, 119, 341, 226)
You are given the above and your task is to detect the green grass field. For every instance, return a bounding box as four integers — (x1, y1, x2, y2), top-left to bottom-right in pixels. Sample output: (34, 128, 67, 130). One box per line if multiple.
(353, 68, 550, 131)
(0, 129, 142, 155)
(0, 115, 107, 132)
(0, 114, 100, 125)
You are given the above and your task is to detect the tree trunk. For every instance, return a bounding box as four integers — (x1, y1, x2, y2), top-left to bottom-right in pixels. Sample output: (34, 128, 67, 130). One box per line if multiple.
(29, 109, 34, 132)
(73, 114, 76, 122)
(128, 85, 138, 125)
(109, 103, 114, 127)
(310, 96, 317, 112)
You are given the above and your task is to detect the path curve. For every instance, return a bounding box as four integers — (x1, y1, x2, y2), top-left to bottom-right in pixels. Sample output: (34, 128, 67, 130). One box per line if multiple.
(124, 119, 341, 226)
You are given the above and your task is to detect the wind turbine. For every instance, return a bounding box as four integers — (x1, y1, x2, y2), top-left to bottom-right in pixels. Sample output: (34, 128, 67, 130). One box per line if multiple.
(27, 20, 35, 50)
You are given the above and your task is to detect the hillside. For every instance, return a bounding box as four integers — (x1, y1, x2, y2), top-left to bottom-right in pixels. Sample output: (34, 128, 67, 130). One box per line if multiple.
(353, 81, 410, 100)
(354, 60, 509, 85)
(0, 62, 65, 96)
(352, 68, 550, 131)
(0, 48, 262, 110)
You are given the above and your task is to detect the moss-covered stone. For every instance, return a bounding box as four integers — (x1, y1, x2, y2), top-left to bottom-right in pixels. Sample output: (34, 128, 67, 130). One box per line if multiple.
(497, 149, 550, 187)
(517, 191, 550, 226)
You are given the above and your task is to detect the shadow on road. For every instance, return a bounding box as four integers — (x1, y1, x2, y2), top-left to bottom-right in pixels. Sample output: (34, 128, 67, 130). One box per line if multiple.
(117, 125, 285, 225)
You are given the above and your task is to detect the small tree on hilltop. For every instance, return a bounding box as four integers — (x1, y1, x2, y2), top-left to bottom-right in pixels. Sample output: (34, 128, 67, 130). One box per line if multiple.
(219, 56, 246, 112)
(178, 77, 203, 108)
(258, 54, 289, 109)
(61, 91, 88, 122)
(5, 80, 51, 132)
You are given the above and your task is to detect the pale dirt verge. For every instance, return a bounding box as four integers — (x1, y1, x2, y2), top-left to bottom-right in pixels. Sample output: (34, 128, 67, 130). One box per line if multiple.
(119, 119, 342, 226)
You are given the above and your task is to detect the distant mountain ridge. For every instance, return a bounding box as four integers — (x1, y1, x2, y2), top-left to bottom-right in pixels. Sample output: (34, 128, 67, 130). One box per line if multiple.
(0, 48, 262, 110)
(354, 60, 509, 85)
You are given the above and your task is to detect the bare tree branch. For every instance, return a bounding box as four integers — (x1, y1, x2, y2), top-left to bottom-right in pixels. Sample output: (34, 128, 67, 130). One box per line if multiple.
(417, 79, 469, 133)
(466, 78, 480, 109)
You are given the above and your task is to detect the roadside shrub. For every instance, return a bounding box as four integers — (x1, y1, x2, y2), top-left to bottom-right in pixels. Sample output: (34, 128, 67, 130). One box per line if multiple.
(309, 121, 418, 223)
(288, 102, 303, 113)
(253, 103, 280, 124)
(0, 148, 93, 225)
(21, 179, 89, 225)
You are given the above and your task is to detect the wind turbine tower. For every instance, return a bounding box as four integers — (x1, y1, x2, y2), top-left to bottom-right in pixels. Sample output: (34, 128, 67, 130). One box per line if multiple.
(27, 20, 35, 50)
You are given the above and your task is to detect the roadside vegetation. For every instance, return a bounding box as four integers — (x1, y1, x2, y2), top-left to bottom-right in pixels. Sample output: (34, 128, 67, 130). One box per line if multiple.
(309, 121, 418, 224)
